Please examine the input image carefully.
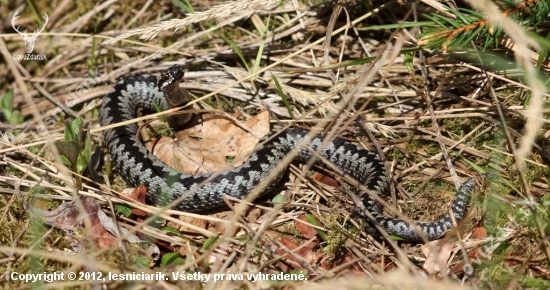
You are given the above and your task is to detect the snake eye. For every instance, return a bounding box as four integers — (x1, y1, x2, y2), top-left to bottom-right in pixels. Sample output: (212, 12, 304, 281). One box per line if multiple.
(158, 65, 184, 90)
(157, 73, 170, 90)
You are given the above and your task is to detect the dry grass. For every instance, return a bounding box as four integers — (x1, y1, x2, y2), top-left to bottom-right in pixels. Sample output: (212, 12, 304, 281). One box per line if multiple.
(1, 0, 549, 289)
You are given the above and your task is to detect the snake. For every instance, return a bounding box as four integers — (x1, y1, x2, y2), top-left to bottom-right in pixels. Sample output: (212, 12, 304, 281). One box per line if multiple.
(99, 64, 479, 241)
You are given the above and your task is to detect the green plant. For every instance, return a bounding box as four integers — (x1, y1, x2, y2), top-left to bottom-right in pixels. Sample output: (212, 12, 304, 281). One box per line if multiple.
(417, 0, 550, 52)
(54, 117, 92, 190)
(1, 89, 24, 125)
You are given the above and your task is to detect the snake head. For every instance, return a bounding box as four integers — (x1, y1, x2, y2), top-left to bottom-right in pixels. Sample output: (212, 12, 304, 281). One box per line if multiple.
(157, 65, 185, 91)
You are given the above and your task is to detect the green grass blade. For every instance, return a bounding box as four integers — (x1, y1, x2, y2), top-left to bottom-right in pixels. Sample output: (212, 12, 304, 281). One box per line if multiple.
(218, 30, 250, 71)
(356, 21, 435, 31)
(171, 0, 194, 13)
(252, 14, 271, 75)
(304, 214, 328, 242)
(271, 73, 295, 120)
(25, 0, 57, 55)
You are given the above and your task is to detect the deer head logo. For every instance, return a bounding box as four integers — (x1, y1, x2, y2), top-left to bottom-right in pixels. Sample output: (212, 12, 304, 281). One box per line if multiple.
(11, 11, 49, 54)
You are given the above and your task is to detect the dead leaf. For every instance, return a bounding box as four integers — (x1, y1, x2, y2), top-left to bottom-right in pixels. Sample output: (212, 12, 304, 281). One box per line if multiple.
(296, 215, 319, 240)
(319, 254, 356, 271)
(31, 197, 159, 260)
(276, 239, 317, 272)
(311, 172, 340, 188)
(149, 111, 270, 174)
(39, 196, 113, 237)
(471, 226, 487, 240)
(421, 241, 454, 274)
(246, 207, 262, 223)
(127, 185, 148, 217)
(450, 226, 489, 275)
(211, 211, 234, 234)
(174, 215, 208, 234)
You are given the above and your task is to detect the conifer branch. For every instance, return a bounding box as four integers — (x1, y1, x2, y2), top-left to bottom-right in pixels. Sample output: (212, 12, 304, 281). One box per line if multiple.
(417, 0, 548, 52)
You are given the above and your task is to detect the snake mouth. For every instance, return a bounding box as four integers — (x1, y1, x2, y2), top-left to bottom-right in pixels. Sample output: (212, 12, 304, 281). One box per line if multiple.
(157, 64, 185, 91)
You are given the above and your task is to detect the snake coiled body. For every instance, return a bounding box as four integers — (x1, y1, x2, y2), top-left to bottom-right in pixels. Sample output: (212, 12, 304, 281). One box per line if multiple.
(100, 65, 477, 241)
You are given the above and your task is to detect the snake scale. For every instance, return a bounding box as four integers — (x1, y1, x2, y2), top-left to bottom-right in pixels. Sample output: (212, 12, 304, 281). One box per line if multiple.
(99, 65, 478, 241)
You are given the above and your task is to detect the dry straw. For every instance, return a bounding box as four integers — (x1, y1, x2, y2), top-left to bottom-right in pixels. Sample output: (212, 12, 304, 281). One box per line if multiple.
(104, 0, 279, 44)
(278, 83, 340, 117)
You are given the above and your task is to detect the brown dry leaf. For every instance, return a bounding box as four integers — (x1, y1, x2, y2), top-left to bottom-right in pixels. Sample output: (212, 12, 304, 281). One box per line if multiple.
(173, 215, 209, 234)
(127, 185, 147, 204)
(311, 171, 340, 188)
(170, 209, 235, 235)
(127, 185, 148, 217)
(246, 207, 262, 223)
(319, 254, 361, 272)
(39, 197, 116, 248)
(421, 241, 454, 274)
(296, 215, 319, 240)
(276, 238, 317, 272)
(35, 197, 160, 261)
(149, 111, 270, 174)
(471, 226, 488, 240)
(211, 211, 234, 234)
(450, 226, 489, 275)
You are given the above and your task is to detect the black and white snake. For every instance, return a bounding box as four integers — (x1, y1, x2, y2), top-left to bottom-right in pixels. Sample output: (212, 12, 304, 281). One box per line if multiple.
(99, 65, 478, 241)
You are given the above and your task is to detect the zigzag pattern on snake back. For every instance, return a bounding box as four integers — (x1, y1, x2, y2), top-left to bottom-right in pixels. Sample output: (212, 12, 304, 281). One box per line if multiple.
(99, 65, 478, 241)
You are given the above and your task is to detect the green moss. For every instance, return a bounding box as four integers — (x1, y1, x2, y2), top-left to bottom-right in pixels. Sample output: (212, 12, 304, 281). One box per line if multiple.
(387, 148, 405, 160)
(320, 213, 350, 258)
